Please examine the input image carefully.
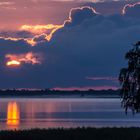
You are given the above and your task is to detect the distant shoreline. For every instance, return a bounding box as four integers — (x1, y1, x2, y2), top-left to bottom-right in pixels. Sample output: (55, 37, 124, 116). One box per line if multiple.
(0, 95, 120, 98)
(0, 94, 120, 98)
(0, 89, 120, 98)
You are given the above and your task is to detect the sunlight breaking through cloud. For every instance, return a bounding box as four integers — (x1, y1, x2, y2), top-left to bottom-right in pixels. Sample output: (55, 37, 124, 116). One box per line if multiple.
(6, 52, 42, 67)
(0, 6, 99, 47)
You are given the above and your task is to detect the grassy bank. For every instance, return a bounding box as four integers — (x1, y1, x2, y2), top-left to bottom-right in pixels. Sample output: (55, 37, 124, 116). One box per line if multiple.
(0, 127, 140, 140)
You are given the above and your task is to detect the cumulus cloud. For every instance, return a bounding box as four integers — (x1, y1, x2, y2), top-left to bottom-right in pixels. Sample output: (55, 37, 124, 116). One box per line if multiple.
(0, 5, 139, 89)
(0, 6, 99, 47)
(64, 6, 99, 26)
(122, 2, 140, 17)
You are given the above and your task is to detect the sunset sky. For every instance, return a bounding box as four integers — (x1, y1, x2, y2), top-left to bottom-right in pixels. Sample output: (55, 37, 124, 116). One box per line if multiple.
(0, 0, 140, 90)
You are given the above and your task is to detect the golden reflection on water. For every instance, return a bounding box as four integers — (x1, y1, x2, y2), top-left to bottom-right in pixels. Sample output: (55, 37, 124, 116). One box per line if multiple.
(7, 102, 20, 127)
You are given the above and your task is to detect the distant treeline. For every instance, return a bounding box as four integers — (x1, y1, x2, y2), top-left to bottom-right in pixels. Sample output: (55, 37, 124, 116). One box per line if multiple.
(0, 89, 120, 97)
(0, 127, 140, 140)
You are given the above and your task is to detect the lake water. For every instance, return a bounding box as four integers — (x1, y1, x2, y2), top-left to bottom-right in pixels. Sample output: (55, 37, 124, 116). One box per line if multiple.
(0, 98, 140, 130)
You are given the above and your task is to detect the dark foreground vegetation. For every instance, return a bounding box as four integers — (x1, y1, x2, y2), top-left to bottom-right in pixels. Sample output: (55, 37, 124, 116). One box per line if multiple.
(1, 127, 140, 140)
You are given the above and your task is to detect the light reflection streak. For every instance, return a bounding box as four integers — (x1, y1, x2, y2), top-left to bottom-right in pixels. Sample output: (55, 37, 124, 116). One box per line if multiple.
(7, 102, 20, 128)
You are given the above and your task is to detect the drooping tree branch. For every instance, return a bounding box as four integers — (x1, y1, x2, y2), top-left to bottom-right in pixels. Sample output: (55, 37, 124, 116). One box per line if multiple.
(119, 41, 140, 114)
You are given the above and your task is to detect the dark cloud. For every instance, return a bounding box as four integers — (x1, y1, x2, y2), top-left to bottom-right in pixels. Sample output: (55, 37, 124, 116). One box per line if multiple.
(123, 2, 140, 18)
(65, 7, 98, 27)
(0, 5, 140, 89)
(0, 31, 34, 38)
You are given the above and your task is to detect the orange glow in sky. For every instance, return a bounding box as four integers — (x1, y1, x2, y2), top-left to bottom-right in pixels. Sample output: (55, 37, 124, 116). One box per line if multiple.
(6, 60, 21, 67)
(20, 24, 63, 34)
(0, 6, 98, 47)
(5, 52, 42, 67)
(20, 24, 64, 42)
(7, 102, 20, 126)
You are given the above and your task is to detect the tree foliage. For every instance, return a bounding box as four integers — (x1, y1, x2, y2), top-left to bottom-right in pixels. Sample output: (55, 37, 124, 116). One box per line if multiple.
(119, 41, 140, 114)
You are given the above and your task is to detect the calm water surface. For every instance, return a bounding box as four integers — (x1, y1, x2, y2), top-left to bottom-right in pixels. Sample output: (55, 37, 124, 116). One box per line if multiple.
(0, 98, 140, 130)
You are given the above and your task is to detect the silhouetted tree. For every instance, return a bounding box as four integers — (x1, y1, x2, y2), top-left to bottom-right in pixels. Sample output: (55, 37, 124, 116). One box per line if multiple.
(119, 41, 140, 114)
(119, 41, 140, 113)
